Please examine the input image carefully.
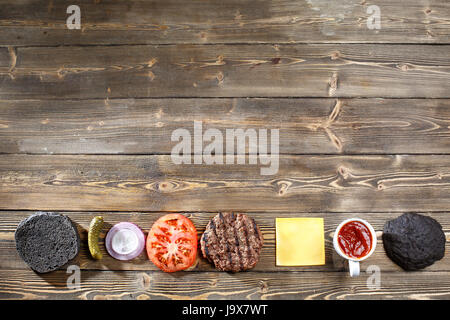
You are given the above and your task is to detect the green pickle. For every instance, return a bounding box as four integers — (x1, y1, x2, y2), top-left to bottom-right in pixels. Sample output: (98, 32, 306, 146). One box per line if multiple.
(88, 216, 104, 260)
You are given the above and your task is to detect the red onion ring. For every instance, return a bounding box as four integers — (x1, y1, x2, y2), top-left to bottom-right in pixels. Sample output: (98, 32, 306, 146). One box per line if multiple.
(105, 222, 145, 260)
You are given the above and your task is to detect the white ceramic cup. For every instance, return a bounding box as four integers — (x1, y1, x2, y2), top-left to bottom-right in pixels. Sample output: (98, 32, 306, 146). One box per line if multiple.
(333, 218, 377, 277)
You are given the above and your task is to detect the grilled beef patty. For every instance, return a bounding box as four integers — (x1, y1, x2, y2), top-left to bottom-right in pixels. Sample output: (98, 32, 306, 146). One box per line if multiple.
(200, 212, 263, 272)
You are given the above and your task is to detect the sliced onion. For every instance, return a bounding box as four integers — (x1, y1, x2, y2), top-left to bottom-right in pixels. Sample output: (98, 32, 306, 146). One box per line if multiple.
(105, 222, 145, 261)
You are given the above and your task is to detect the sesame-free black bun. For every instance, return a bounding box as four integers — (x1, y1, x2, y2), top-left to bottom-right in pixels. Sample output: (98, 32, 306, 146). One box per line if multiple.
(15, 212, 80, 273)
(383, 213, 445, 271)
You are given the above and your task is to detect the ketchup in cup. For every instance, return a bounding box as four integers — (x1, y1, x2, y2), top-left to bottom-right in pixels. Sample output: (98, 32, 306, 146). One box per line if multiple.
(337, 220, 372, 259)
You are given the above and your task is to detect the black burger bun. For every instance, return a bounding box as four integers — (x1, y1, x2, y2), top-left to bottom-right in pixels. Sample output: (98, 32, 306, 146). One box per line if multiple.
(15, 212, 80, 273)
(383, 213, 445, 271)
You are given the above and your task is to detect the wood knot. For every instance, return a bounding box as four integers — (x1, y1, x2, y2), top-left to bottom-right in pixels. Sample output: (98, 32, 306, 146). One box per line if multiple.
(159, 182, 169, 190)
(234, 10, 243, 21)
(397, 64, 410, 72)
(331, 51, 340, 60)
(216, 71, 224, 84)
(259, 280, 269, 293)
(377, 183, 385, 191)
(425, 8, 432, 14)
(277, 181, 291, 196)
(155, 108, 164, 119)
(8, 46, 17, 78)
(328, 72, 338, 96)
(157, 181, 177, 192)
(147, 58, 157, 68)
(56, 68, 66, 79)
(138, 272, 151, 290)
(338, 166, 349, 179)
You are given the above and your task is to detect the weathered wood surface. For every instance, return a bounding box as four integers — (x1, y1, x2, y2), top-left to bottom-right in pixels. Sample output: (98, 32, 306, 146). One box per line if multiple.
(0, 155, 450, 212)
(1, 211, 449, 272)
(1, 44, 450, 99)
(1, 0, 449, 46)
(2, 269, 450, 300)
(1, 98, 450, 155)
(1, 0, 450, 301)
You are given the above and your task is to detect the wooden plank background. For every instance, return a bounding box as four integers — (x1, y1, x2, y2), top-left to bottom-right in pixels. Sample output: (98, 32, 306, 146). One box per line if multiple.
(1, 98, 449, 154)
(1, 155, 450, 212)
(1, 44, 450, 99)
(1, 0, 449, 45)
(0, 0, 450, 300)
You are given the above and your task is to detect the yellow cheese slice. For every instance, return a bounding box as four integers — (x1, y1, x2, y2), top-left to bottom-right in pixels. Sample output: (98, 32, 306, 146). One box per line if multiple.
(276, 218, 325, 266)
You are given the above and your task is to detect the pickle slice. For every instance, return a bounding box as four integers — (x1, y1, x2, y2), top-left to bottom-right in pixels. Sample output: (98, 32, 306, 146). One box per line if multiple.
(88, 216, 104, 260)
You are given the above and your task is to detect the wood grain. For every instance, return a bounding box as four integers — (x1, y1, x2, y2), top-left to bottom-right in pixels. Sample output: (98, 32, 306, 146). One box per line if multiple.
(1, 0, 450, 301)
(1, 0, 449, 46)
(0, 155, 450, 212)
(2, 269, 450, 300)
(1, 98, 450, 155)
(1, 44, 450, 99)
(1, 211, 449, 272)
(0, 47, 10, 67)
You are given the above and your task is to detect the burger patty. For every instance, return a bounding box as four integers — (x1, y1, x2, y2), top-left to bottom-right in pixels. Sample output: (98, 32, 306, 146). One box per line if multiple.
(200, 212, 264, 272)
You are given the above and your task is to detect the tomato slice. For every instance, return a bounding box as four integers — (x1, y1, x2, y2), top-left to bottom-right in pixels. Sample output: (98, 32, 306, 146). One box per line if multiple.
(147, 214, 198, 272)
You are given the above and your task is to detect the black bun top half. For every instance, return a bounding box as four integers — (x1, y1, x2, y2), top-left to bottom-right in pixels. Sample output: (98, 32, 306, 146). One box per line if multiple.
(15, 212, 80, 273)
(383, 213, 445, 271)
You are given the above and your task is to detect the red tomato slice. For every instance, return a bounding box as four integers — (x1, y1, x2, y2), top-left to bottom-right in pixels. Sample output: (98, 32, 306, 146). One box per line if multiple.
(147, 214, 198, 272)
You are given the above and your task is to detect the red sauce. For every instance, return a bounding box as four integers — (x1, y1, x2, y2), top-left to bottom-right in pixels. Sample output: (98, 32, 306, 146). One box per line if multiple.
(337, 221, 372, 259)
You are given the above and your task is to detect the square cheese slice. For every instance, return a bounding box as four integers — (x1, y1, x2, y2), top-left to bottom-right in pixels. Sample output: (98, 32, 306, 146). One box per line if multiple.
(276, 218, 325, 266)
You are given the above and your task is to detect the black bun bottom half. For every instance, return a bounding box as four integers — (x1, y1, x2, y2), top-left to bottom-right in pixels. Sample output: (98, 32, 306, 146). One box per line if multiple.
(15, 212, 80, 273)
(383, 213, 445, 271)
